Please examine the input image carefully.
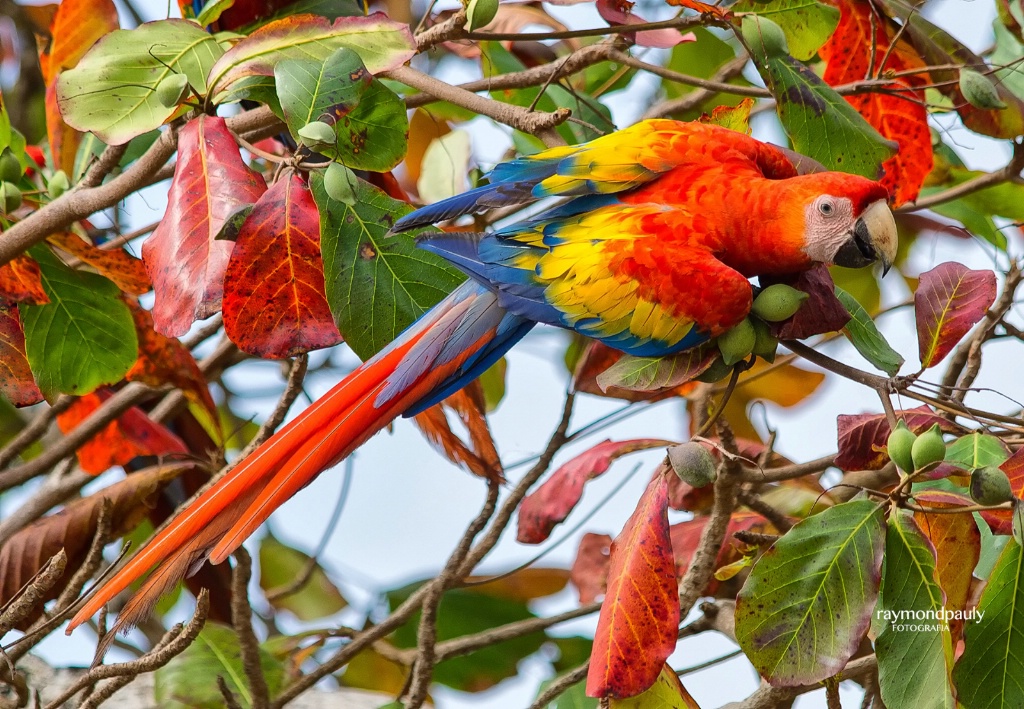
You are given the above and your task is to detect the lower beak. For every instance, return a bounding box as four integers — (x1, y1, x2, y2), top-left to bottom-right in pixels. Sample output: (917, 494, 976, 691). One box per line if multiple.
(833, 200, 898, 275)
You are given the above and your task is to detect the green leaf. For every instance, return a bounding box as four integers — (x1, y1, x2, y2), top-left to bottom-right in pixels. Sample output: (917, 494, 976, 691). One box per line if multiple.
(258, 532, 347, 621)
(207, 14, 416, 100)
(594, 346, 718, 392)
(196, 0, 235, 27)
(742, 16, 896, 178)
(733, 0, 840, 60)
(953, 539, 1024, 707)
(275, 48, 407, 171)
(330, 78, 408, 172)
(875, 512, 956, 709)
(154, 623, 286, 709)
(992, 21, 1024, 101)
(275, 47, 370, 132)
(311, 175, 464, 360)
(56, 20, 224, 145)
(835, 287, 903, 376)
(945, 432, 1009, 471)
(21, 247, 137, 397)
(387, 582, 548, 692)
(735, 499, 885, 685)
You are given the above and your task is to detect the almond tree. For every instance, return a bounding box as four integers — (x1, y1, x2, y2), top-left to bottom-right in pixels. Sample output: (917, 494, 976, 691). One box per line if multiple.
(0, 0, 1023, 706)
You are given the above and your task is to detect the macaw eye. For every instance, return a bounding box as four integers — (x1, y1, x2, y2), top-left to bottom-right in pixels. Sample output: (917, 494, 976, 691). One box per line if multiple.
(818, 199, 836, 217)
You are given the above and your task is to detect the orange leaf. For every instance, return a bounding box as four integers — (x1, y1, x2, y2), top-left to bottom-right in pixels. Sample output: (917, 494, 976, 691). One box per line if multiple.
(664, 0, 730, 19)
(45, 81, 81, 178)
(463, 567, 570, 602)
(124, 300, 217, 418)
(56, 389, 188, 474)
(143, 115, 267, 337)
(49, 230, 151, 295)
(913, 490, 981, 646)
(42, 0, 118, 82)
(42, 0, 118, 174)
(0, 255, 49, 304)
(0, 301, 44, 407)
(820, 0, 933, 206)
(587, 471, 678, 699)
(222, 172, 342, 358)
(0, 463, 191, 630)
(412, 381, 502, 482)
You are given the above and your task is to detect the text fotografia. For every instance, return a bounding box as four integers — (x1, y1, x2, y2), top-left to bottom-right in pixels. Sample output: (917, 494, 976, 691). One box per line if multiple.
(876, 608, 985, 632)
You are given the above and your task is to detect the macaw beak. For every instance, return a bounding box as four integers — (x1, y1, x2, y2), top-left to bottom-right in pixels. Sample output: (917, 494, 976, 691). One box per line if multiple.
(833, 200, 898, 275)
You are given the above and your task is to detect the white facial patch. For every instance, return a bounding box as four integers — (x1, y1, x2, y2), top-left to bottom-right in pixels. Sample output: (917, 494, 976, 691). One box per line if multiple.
(801, 195, 855, 263)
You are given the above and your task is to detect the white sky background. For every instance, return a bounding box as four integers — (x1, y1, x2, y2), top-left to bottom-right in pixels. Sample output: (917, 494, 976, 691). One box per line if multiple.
(15, 0, 1022, 706)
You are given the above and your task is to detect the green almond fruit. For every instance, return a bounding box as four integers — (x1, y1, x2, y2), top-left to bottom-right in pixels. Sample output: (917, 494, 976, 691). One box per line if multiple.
(155, 73, 190, 108)
(911, 423, 946, 471)
(751, 317, 778, 363)
(47, 170, 70, 200)
(297, 121, 336, 147)
(741, 15, 789, 58)
(886, 419, 917, 473)
(323, 162, 358, 206)
(970, 465, 1013, 506)
(717, 317, 756, 366)
(0, 150, 21, 183)
(667, 442, 717, 488)
(0, 182, 22, 214)
(752, 284, 809, 322)
(466, 0, 498, 31)
(959, 68, 1007, 110)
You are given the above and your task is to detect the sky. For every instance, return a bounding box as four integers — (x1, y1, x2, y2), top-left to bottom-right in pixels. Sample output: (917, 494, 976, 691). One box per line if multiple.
(12, 0, 1022, 706)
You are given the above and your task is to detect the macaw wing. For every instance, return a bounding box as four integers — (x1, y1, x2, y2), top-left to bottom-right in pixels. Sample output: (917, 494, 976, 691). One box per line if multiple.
(418, 203, 754, 358)
(394, 120, 797, 231)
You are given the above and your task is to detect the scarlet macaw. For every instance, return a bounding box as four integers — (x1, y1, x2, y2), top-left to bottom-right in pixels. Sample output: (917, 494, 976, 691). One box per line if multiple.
(68, 119, 897, 634)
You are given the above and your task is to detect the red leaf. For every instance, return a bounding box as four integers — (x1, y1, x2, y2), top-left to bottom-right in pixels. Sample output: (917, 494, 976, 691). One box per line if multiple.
(1001, 447, 1024, 500)
(56, 390, 188, 474)
(915, 262, 997, 368)
(0, 256, 48, 304)
(571, 533, 612, 604)
(516, 438, 672, 544)
(819, 0, 933, 205)
(586, 472, 678, 699)
(913, 490, 981, 645)
(143, 115, 267, 337)
(412, 382, 503, 482)
(762, 265, 851, 339)
(222, 172, 342, 358)
(0, 301, 43, 407)
(835, 406, 960, 471)
(124, 301, 217, 418)
(670, 511, 772, 589)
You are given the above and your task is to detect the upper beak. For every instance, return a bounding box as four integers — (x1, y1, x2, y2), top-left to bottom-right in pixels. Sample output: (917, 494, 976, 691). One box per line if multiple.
(833, 200, 898, 275)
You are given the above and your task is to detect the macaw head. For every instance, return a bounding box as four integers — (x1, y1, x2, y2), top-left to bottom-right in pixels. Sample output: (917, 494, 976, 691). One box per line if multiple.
(790, 174, 897, 275)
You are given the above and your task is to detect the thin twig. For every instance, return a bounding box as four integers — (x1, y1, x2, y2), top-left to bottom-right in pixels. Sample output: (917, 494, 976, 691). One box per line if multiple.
(527, 663, 590, 709)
